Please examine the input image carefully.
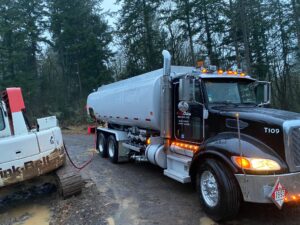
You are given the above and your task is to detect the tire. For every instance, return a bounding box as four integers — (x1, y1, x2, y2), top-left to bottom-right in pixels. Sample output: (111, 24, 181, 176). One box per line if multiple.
(108, 135, 118, 163)
(196, 159, 241, 222)
(98, 132, 108, 158)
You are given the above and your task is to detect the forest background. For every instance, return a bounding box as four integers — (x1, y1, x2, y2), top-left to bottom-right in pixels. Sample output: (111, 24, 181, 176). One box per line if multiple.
(0, 0, 299, 124)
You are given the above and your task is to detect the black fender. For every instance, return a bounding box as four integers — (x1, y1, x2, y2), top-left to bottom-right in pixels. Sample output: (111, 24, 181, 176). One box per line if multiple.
(190, 132, 288, 179)
(189, 148, 238, 186)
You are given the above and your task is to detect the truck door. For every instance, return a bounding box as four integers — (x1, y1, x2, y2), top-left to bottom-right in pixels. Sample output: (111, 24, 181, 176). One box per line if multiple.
(174, 78, 204, 143)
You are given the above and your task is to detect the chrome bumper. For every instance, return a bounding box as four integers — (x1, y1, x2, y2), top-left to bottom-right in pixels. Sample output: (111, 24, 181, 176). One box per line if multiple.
(235, 172, 300, 203)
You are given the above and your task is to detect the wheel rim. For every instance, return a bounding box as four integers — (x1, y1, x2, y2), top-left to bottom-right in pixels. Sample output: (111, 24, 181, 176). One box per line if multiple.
(99, 137, 104, 153)
(200, 170, 219, 207)
(108, 140, 115, 158)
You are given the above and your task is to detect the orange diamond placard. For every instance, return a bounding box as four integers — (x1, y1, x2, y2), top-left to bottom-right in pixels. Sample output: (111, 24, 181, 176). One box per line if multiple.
(269, 178, 287, 209)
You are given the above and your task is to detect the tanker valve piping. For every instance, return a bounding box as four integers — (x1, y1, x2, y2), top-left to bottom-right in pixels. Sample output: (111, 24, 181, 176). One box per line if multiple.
(131, 155, 148, 162)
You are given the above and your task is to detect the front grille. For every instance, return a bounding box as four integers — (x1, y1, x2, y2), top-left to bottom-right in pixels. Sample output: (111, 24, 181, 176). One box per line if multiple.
(283, 121, 300, 172)
(290, 127, 300, 166)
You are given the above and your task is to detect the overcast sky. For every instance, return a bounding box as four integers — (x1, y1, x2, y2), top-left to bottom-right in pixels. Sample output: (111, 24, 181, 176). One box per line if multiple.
(102, 0, 119, 11)
(102, 0, 120, 26)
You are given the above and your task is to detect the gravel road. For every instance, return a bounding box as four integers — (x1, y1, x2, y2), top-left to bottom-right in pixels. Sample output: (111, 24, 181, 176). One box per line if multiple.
(1, 134, 300, 225)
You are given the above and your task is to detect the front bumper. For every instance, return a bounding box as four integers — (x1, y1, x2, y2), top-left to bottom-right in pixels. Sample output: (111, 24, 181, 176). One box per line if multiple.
(235, 172, 300, 203)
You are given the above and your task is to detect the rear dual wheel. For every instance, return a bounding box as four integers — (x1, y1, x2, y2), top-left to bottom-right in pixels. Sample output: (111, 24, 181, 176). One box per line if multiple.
(97, 132, 118, 163)
(108, 135, 118, 163)
(197, 159, 241, 222)
(98, 132, 108, 158)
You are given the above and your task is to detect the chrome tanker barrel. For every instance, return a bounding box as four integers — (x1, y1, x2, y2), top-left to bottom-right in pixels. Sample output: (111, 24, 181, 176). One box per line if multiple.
(87, 53, 194, 133)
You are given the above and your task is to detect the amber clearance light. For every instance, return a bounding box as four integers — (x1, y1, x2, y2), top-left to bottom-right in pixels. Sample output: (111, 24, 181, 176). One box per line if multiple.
(172, 142, 199, 151)
(284, 194, 300, 202)
(232, 156, 281, 171)
(146, 138, 151, 145)
(217, 69, 224, 75)
(201, 68, 207, 73)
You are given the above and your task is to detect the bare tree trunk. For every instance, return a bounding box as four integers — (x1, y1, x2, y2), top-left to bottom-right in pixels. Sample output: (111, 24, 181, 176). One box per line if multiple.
(184, 0, 195, 65)
(204, 4, 214, 64)
(142, 0, 153, 71)
(292, 0, 300, 53)
(229, 0, 241, 67)
(76, 62, 82, 99)
(239, 0, 251, 74)
(278, 0, 290, 109)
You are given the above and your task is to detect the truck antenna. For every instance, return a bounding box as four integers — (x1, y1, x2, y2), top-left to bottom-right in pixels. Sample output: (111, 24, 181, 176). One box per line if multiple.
(236, 113, 245, 175)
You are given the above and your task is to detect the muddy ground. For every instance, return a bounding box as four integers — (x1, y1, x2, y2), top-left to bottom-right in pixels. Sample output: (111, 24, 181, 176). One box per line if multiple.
(1, 134, 300, 225)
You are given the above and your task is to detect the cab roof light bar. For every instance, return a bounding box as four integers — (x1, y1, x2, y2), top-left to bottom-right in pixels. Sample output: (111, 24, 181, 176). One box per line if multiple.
(200, 67, 247, 77)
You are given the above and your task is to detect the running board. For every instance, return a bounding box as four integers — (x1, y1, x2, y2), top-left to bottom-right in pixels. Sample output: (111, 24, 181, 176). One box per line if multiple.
(164, 153, 191, 183)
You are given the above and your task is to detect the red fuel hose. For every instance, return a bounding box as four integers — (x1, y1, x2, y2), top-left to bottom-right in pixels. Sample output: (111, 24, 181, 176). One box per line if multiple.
(64, 123, 97, 171)
(64, 143, 95, 170)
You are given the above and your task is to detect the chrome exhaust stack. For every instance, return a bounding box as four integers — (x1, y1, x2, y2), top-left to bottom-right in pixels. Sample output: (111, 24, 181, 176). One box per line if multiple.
(160, 50, 172, 141)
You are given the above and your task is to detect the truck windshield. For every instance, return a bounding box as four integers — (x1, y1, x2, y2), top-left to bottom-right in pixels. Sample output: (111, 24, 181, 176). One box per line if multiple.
(204, 80, 257, 105)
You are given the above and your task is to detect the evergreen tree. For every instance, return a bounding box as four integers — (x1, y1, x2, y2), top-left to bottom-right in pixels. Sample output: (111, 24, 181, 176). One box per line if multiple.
(195, 0, 225, 66)
(116, 0, 165, 78)
(48, 0, 113, 119)
(171, 0, 198, 65)
(0, 0, 46, 118)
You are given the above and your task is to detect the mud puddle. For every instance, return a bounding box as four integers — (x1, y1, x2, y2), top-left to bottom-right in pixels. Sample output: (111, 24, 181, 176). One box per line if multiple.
(7, 204, 51, 225)
(0, 183, 56, 209)
(0, 182, 56, 225)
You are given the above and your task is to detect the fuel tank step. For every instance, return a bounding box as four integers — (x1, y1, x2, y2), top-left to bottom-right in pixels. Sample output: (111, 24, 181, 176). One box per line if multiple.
(164, 153, 191, 183)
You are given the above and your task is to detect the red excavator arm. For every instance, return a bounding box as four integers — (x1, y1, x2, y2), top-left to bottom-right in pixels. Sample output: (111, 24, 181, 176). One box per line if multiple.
(1, 88, 26, 135)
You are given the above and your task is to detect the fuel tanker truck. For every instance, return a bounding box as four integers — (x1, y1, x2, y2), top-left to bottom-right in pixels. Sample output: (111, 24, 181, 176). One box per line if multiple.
(87, 50, 300, 221)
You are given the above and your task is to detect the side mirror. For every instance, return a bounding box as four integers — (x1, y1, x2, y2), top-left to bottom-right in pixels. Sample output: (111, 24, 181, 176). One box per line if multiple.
(179, 78, 196, 102)
(255, 81, 271, 106)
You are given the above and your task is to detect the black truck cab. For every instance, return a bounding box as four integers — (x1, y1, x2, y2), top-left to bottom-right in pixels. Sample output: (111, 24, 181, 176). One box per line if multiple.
(172, 71, 300, 220)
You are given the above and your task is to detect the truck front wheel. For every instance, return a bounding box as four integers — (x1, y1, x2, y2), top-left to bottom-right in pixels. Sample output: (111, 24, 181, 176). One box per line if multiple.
(197, 159, 241, 221)
(98, 132, 108, 158)
(108, 135, 118, 163)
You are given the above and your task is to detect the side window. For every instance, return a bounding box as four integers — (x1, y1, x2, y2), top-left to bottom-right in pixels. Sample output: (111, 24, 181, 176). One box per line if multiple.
(175, 80, 204, 143)
(0, 108, 5, 131)
(194, 80, 204, 103)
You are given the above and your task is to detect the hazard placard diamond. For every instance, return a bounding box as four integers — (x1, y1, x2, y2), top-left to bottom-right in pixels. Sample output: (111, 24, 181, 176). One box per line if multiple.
(269, 178, 287, 209)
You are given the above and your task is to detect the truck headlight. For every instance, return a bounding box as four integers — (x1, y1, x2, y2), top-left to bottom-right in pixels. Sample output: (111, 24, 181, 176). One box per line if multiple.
(232, 156, 281, 171)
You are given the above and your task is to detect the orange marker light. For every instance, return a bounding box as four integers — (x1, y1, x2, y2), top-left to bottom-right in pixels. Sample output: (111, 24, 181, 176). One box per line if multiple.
(234, 71, 238, 75)
(233, 156, 251, 169)
(292, 195, 296, 200)
(240, 73, 246, 76)
(227, 70, 233, 75)
(146, 138, 151, 145)
(172, 142, 200, 152)
(217, 69, 224, 75)
(202, 68, 207, 73)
